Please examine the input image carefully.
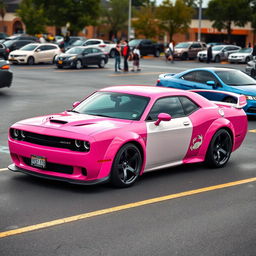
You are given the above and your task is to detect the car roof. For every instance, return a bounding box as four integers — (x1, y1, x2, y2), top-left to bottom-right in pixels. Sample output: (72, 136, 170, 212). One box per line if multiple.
(180, 67, 240, 73)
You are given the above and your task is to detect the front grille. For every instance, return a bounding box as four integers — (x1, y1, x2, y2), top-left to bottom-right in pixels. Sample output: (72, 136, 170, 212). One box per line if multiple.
(247, 107, 256, 113)
(23, 157, 73, 174)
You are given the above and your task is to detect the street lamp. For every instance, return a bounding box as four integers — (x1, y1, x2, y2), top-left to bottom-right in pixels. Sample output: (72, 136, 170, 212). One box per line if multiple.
(198, 0, 202, 41)
(128, 0, 131, 40)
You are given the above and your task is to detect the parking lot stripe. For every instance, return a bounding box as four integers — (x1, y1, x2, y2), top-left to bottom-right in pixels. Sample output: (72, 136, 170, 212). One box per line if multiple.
(0, 177, 255, 239)
(54, 68, 110, 73)
(15, 67, 53, 70)
(249, 129, 256, 133)
(0, 168, 8, 172)
(109, 71, 163, 77)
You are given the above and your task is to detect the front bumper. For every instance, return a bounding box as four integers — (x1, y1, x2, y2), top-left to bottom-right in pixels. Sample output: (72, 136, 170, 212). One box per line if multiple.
(8, 56, 28, 64)
(228, 57, 245, 63)
(56, 59, 75, 68)
(8, 164, 109, 185)
(244, 99, 256, 115)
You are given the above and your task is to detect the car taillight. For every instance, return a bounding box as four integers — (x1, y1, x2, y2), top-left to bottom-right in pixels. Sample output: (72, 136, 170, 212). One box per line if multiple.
(99, 44, 106, 48)
(5, 48, 10, 53)
(1, 65, 10, 70)
(156, 79, 160, 84)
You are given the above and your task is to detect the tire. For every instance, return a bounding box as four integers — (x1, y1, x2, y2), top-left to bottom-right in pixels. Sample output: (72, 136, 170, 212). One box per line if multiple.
(154, 49, 160, 57)
(205, 129, 232, 168)
(110, 143, 142, 188)
(98, 59, 105, 68)
(215, 55, 220, 63)
(27, 56, 35, 65)
(245, 57, 250, 64)
(224, 96, 237, 104)
(251, 69, 256, 78)
(109, 49, 115, 58)
(52, 55, 57, 64)
(57, 65, 63, 69)
(75, 59, 83, 69)
(181, 52, 188, 60)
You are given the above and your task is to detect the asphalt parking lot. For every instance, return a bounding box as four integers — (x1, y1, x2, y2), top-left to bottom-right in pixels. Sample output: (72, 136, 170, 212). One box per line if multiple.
(0, 57, 256, 256)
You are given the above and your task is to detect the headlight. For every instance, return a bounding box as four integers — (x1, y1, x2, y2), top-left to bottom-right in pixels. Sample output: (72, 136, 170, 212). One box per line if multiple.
(10, 128, 26, 140)
(13, 129, 20, 138)
(245, 95, 256, 101)
(74, 139, 90, 152)
(68, 56, 76, 60)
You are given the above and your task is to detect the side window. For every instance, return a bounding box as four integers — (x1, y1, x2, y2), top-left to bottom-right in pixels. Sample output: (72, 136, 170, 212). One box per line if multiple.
(147, 97, 185, 120)
(194, 71, 218, 84)
(38, 46, 47, 51)
(181, 71, 195, 82)
(92, 48, 101, 53)
(179, 96, 199, 115)
(0, 44, 3, 49)
(84, 48, 92, 54)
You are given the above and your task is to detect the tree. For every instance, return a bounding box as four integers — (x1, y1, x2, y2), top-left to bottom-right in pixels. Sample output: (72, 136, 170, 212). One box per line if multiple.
(34, 0, 100, 35)
(156, 0, 194, 41)
(16, 0, 47, 34)
(132, 2, 159, 38)
(206, 0, 252, 43)
(0, 0, 6, 33)
(100, 0, 129, 40)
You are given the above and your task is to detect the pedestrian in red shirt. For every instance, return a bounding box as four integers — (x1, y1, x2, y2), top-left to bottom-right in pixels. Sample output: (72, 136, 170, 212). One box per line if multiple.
(122, 40, 130, 72)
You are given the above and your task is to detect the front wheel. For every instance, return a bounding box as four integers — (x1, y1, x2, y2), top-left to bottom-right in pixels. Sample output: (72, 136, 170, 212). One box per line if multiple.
(27, 56, 35, 65)
(75, 59, 83, 69)
(205, 129, 232, 168)
(110, 143, 142, 188)
(154, 49, 160, 57)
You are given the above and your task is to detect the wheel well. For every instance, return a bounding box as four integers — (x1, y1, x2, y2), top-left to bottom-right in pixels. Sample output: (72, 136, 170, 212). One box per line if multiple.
(215, 127, 234, 146)
(123, 141, 144, 162)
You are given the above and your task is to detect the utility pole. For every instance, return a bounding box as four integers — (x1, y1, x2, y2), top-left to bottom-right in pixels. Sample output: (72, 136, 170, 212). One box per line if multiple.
(128, 0, 131, 40)
(198, 0, 202, 41)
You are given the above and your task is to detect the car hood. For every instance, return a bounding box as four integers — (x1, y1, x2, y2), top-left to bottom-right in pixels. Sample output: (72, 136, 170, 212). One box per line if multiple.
(59, 53, 77, 58)
(10, 50, 32, 55)
(15, 112, 133, 137)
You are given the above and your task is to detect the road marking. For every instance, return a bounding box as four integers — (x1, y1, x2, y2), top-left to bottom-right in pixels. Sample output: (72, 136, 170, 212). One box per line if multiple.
(54, 68, 110, 73)
(109, 71, 163, 77)
(249, 129, 256, 133)
(0, 168, 8, 172)
(0, 177, 255, 239)
(14, 66, 53, 70)
(0, 146, 9, 154)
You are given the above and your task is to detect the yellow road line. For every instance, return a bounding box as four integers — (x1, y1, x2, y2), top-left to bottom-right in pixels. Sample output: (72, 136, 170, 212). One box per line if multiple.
(0, 168, 8, 172)
(109, 71, 163, 77)
(0, 177, 256, 239)
(249, 129, 256, 133)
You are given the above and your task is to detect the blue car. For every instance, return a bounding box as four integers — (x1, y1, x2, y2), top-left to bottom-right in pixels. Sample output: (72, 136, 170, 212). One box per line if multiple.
(156, 67, 256, 116)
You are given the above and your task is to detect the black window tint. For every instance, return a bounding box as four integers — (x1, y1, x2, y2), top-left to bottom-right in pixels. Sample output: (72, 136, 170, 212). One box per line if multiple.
(182, 71, 195, 82)
(0, 44, 4, 49)
(92, 48, 100, 53)
(194, 71, 217, 84)
(179, 96, 199, 115)
(147, 97, 185, 120)
(84, 48, 92, 54)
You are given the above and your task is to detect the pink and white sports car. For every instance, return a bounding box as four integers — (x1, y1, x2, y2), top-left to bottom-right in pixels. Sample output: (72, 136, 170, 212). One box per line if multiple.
(8, 86, 248, 187)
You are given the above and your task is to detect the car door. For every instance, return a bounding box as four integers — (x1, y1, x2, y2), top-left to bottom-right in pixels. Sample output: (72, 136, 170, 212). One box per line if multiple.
(189, 43, 200, 58)
(83, 48, 94, 65)
(145, 96, 193, 171)
(34, 45, 47, 62)
(44, 45, 58, 62)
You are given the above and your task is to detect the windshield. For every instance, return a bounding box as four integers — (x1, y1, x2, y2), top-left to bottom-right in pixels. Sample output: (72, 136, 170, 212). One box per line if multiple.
(73, 91, 150, 120)
(71, 40, 84, 46)
(237, 48, 252, 53)
(175, 42, 190, 48)
(19, 44, 38, 51)
(66, 47, 84, 54)
(215, 70, 256, 86)
(3, 40, 16, 47)
(212, 46, 224, 51)
(129, 39, 142, 47)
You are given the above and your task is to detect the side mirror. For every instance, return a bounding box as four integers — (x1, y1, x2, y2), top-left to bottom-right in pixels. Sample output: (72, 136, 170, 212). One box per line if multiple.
(206, 80, 215, 86)
(72, 101, 80, 108)
(154, 113, 171, 126)
(35, 48, 41, 52)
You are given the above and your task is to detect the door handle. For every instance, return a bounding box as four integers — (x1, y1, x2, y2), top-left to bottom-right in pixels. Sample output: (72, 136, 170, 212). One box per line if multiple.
(183, 121, 190, 126)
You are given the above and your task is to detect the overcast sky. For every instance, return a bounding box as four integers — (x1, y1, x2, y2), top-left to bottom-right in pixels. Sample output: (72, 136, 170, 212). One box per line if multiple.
(156, 0, 210, 7)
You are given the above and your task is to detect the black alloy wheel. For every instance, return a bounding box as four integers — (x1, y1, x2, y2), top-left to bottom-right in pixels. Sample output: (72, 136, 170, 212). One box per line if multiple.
(27, 56, 35, 65)
(205, 129, 232, 168)
(110, 143, 142, 188)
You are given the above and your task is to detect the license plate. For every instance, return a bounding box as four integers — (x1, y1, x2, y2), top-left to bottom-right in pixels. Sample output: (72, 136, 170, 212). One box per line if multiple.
(31, 155, 46, 169)
(58, 60, 63, 64)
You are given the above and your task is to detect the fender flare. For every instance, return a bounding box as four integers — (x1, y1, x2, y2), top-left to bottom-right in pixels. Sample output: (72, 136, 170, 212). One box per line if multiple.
(197, 118, 235, 160)
(96, 133, 146, 180)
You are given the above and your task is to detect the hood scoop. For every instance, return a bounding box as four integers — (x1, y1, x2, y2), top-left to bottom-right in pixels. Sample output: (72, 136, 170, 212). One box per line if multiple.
(50, 119, 68, 124)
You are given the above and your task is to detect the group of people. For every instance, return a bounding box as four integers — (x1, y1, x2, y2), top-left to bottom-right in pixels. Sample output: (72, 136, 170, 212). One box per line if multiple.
(113, 40, 141, 72)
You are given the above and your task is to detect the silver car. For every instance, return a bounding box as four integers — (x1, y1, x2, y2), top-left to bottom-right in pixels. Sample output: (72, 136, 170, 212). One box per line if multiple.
(197, 45, 241, 62)
(228, 48, 253, 63)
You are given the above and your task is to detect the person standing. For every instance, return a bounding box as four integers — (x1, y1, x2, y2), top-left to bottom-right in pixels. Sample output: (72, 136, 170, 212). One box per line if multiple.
(207, 45, 213, 63)
(122, 40, 130, 72)
(131, 46, 141, 71)
(168, 40, 174, 63)
(113, 41, 122, 72)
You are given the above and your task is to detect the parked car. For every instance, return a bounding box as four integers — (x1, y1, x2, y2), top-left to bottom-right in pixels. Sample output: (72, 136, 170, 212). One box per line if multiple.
(197, 45, 241, 62)
(5, 34, 39, 42)
(63, 36, 86, 48)
(8, 43, 62, 65)
(0, 59, 13, 89)
(8, 85, 247, 187)
(156, 67, 256, 116)
(245, 57, 256, 78)
(0, 43, 8, 60)
(1, 40, 34, 59)
(129, 39, 164, 57)
(0, 32, 8, 40)
(228, 48, 253, 63)
(56, 46, 108, 69)
(173, 41, 207, 60)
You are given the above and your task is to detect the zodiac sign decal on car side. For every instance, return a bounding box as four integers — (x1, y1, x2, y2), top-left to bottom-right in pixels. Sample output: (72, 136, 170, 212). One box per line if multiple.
(190, 135, 203, 151)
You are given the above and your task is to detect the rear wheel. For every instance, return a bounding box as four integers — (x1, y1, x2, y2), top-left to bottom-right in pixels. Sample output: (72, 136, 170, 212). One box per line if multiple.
(109, 49, 115, 58)
(27, 56, 35, 65)
(154, 49, 160, 57)
(251, 69, 256, 78)
(245, 56, 250, 63)
(215, 55, 220, 63)
(110, 143, 142, 188)
(205, 129, 232, 168)
(98, 59, 105, 68)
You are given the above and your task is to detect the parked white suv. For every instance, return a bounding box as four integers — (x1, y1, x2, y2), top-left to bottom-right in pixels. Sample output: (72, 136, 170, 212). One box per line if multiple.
(197, 45, 241, 62)
(8, 43, 62, 65)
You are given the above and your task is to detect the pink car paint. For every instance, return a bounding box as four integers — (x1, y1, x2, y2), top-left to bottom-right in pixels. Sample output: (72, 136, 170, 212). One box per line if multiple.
(8, 86, 248, 185)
